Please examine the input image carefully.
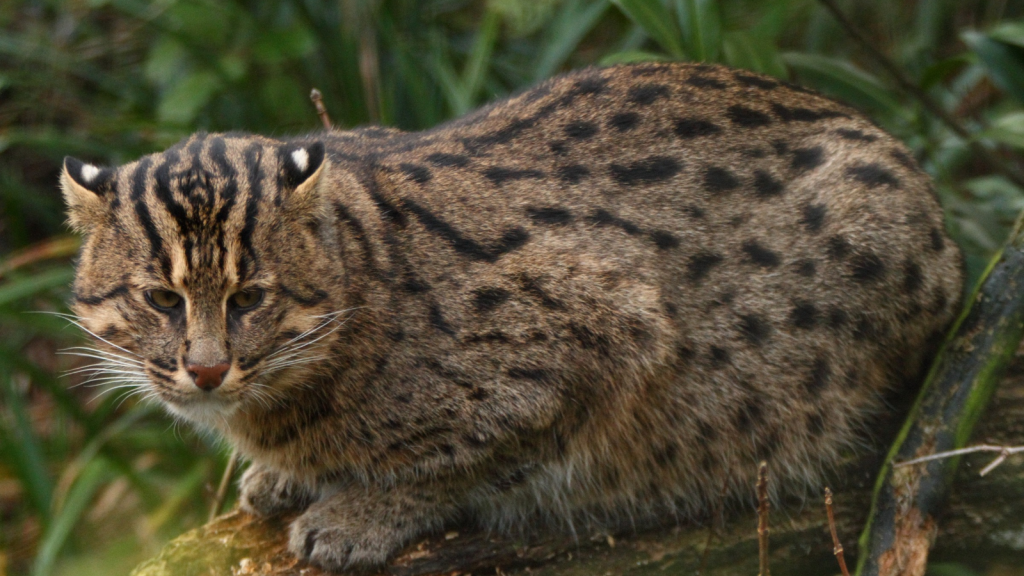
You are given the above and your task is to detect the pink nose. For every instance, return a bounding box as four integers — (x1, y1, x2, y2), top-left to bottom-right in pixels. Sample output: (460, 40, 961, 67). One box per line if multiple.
(187, 363, 230, 391)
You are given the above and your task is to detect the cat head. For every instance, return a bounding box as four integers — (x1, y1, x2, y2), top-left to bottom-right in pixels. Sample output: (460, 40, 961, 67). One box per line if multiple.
(62, 133, 348, 426)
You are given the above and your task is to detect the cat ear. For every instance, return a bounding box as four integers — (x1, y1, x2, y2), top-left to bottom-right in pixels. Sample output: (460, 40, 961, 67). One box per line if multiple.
(61, 157, 114, 233)
(280, 141, 327, 198)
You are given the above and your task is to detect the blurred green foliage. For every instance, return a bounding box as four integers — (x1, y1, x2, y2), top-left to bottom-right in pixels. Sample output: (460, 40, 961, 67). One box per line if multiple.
(2, 0, 1024, 574)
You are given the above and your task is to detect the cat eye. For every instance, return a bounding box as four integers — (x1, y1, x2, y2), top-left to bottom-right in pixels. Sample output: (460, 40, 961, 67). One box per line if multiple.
(146, 289, 183, 311)
(229, 289, 264, 310)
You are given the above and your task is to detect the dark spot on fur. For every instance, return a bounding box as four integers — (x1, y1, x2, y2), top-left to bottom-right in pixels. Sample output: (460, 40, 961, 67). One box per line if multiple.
(564, 120, 598, 140)
(903, 260, 923, 294)
(628, 83, 670, 105)
(836, 128, 876, 142)
(828, 308, 848, 328)
(527, 206, 573, 225)
(753, 170, 783, 197)
(654, 442, 680, 466)
(742, 240, 781, 268)
(853, 313, 877, 341)
(557, 164, 590, 184)
(687, 75, 726, 89)
(727, 105, 772, 128)
(847, 163, 900, 188)
(401, 277, 431, 293)
(610, 156, 682, 185)
(569, 322, 610, 354)
(807, 413, 825, 436)
(790, 301, 818, 329)
(929, 227, 945, 252)
(738, 314, 771, 345)
(806, 357, 831, 394)
(795, 259, 817, 277)
(684, 205, 705, 219)
(609, 112, 640, 131)
(849, 252, 886, 282)
(650, 230, 680, 249)
(791, 146, 825, 172)
(399, 163, 432, 184)
(426, 153, 469, 167)
(890, 149, 916, 170)
(827, 235, 851, 260)
(709, 345, 730, 368)
(772, 103, 846, 122)
(674, 117, 722, 138)
(704, 166, 740, 193)
(472, 287, 511, 312)
(588, 208, 642, 235)
(466, 331, 509, 344)
(929, 287, 948, 315)
(549, 141, 568, 155)
(735, 73, 778, 89)
(508, 367, 553, 382)
(517, 274, 565, 310)
(429, 303, 456, 335)
(687, 252, 724, 282)
(801, 203, 827, 232)
(483, 166, 545, 185)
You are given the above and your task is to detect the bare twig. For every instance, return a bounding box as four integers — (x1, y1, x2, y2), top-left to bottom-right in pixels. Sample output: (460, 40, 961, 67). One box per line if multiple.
(309, 88, 333, 130)
(825, 488, 850, 576)
(817, 0, 1024, 189)
(756, 461, 770, 576)
(209, 449, 239, 522)
(894, 443, 1024, 476)
(0, 236, 80, 279)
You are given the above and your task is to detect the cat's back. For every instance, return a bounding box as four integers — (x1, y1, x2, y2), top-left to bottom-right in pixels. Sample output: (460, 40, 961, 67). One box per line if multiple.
(321, 62, 959, 314)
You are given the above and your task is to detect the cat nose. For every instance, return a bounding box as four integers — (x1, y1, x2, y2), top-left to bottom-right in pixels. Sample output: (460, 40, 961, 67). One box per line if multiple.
(187, 363, 230, 391)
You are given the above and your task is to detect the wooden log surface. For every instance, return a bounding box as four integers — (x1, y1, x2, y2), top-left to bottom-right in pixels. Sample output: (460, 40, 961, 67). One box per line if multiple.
(129, 358, 1024, 576)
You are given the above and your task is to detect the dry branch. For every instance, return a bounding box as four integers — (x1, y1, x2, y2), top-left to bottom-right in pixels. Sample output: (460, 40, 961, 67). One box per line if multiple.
(856, 215, 1024, 576)
(826, 487, 851, 576)
(309, 88, 333, 129)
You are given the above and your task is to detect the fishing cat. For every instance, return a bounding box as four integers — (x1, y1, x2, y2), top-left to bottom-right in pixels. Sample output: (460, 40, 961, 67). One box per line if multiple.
(62, 63, 962, 571)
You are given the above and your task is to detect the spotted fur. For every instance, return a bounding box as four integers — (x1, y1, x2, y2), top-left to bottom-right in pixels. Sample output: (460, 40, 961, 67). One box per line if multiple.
(62, 63, 963, 571)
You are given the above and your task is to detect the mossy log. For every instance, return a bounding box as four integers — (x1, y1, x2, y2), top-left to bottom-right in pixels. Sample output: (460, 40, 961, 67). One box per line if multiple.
(129, 365, 1024, 576)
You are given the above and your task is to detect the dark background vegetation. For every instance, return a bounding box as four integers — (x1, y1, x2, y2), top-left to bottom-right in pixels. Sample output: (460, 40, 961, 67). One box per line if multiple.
(2, 0, 1024, 574)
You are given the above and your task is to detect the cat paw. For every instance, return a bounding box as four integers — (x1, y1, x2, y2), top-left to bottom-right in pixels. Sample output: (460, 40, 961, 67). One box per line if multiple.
(238, 463, 314, 516)
(287, 489, 429, 572)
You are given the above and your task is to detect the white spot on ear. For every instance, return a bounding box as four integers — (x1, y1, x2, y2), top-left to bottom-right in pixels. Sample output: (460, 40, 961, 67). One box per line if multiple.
(291, 148, 309, 173)
(81, 164, 100, 183)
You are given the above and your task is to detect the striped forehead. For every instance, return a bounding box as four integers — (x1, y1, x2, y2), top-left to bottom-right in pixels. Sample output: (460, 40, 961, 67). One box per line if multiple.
(111, 135, 276, 288)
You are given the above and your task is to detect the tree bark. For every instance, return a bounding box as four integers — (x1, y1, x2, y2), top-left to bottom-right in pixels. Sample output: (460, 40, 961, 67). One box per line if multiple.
(129, 362, 1024, 576)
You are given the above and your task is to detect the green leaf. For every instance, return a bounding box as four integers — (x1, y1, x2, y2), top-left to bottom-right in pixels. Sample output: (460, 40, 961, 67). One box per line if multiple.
(531, 0, 611, 82)
(782, 52, 908, 121)
(987, 20, 1024, 49)
(156, 70, 221, 125)
(144, 36, 189, 87)
(32, 458, 113, 576)
(979, 111, 1024, 149)
(252, 25, 317, 64)
(0, 267, 74, 308)
(600, 50, 673, 65)
(722, 32, 786, 78)
(1, 372, 53, 517)
(611, 0, 685, 59)
(963, 29, 1024, 105)
(674, 0, 720, 62)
